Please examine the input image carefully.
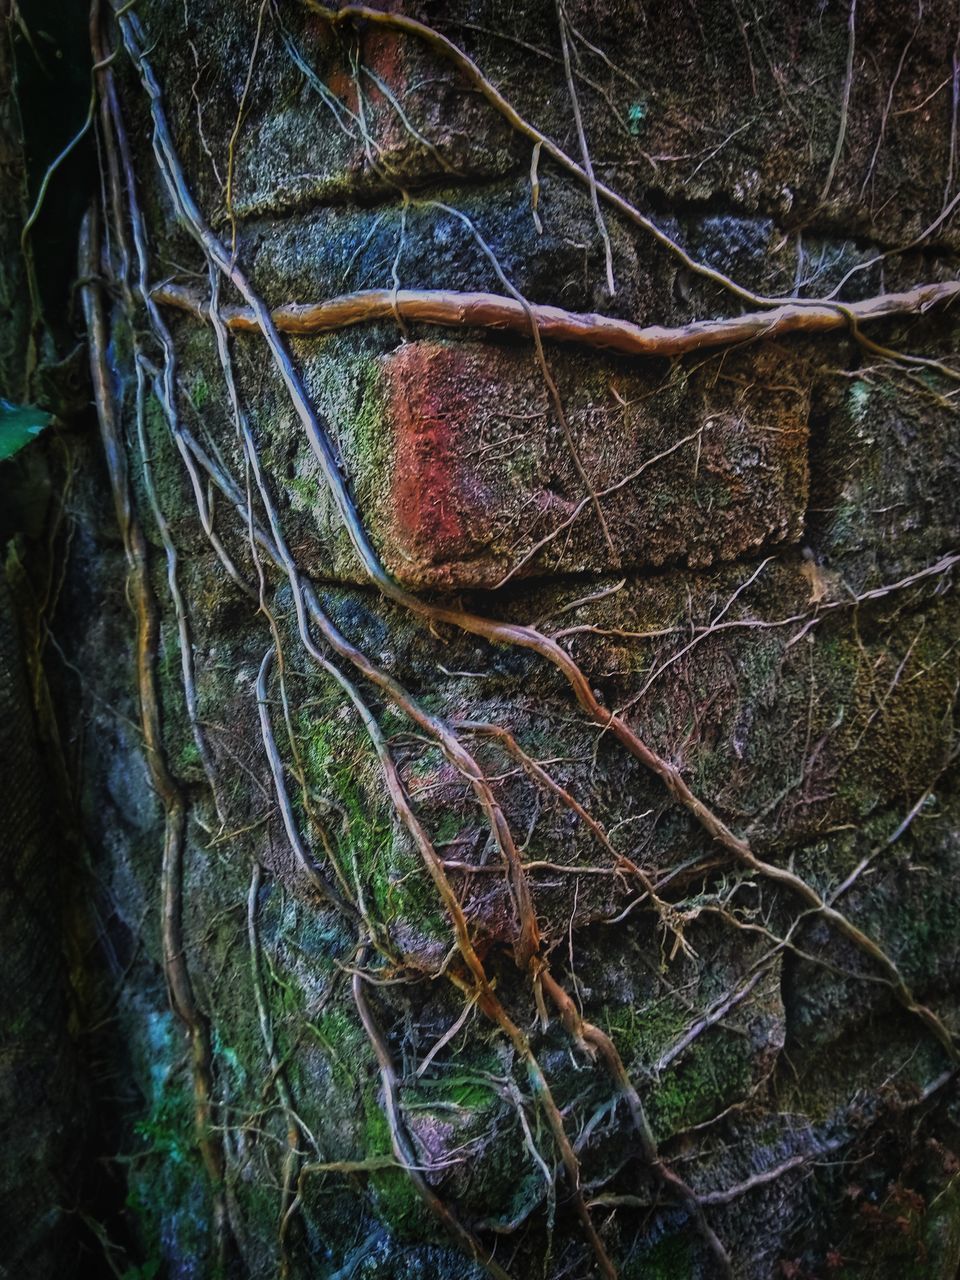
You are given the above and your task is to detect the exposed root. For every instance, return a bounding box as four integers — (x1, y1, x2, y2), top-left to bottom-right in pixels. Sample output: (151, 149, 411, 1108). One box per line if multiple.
(256, 649, 357, 918)
(538, 967, 734, 1277)
(152, 277, 960, 363)
(80, 206, 229, 1259)
(171, 399, 614, 1266)
(457, 720, 689, 952)
(352, 956, 515, 1280)
(121, 0, 959, 1063)
(178, 414, 719, 1276)
(587, 1139, 839, 1212)
(247, 861, 313, 1275)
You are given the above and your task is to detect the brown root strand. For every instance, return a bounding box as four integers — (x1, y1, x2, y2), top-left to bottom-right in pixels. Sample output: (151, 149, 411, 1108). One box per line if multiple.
(153, 278, 960, 363)
(352, 961, 516, 1280)
(80, 208, 229, 1253)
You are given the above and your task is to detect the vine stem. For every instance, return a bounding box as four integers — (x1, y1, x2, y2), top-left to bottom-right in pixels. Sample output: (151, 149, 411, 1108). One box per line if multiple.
(192, 284, 620, 1267)
(352, 952, 517, 1280)
(256, 648, 358, 919)
(153, 278, 960, 361)
(538, 968, 733, 1277)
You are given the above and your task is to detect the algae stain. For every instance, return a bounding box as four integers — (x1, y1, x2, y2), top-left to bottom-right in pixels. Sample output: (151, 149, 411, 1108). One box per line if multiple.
(127, 1020, 211, 1278)
(847, 378, 872, 424)
(647, 1028, 752, 1140)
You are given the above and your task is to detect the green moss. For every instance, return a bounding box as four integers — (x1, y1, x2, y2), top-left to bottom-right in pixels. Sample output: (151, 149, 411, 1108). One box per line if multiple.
(432, 809, 466, 846)
(190, 373, 211, 411)
(691, 744, 727, 800)
(126, 1063, 213, 1276)
(305, 1005, 367, 1085)
(134, 1083, 194, 1164)
(363, 1097, 434, 1240)
(647, 1028, 752, 1140)
(409, 1066, 517, 1220)
(502, 441, 539, 489)
(177, 738, 202, 773)
(154, 619, 195, 783)
(603, 997, 689, 1067)
(736, 631, 784, 698)
(297, 704, 448, 941)
(287, 472, 320, 510)
(625, 1231, 693, 1280)
(350, 361, 393, 501)
(826, 611, 960, 819)
(419, 1072, 499, 1113)
(299, 707, 388, 881)
(141, 394, 187, 530)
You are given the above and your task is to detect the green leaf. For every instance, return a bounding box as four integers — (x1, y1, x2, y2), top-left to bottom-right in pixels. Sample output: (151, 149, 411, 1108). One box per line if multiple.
(0, 399, 53, 462)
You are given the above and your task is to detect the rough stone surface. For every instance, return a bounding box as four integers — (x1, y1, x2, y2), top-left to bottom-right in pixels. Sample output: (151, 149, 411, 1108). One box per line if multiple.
(7, 1, 960, 1279)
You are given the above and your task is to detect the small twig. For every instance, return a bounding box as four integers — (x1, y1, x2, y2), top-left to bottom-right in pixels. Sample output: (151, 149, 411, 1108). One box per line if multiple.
(415, 990, 479, 1078)
(248, 862, 315, 1270)
(80, 202, 228, 1249)
(819, 0, 858, 205)
(859, 15, 919, 201)
(295, 1, 791, 308)
(556, 0, 615, 294)
(538, 967, 733, 1276)
(225, 0, 269, 257)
